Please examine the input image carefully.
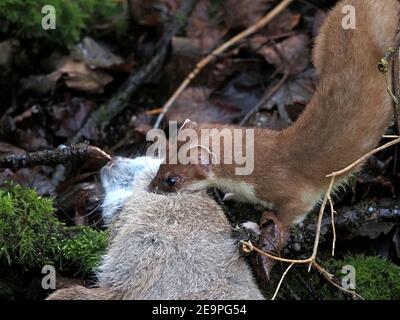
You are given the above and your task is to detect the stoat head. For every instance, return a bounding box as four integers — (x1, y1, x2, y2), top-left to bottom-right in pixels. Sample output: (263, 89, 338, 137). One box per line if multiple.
(148, 147, 215, 194)
(100, 156, 162, 224)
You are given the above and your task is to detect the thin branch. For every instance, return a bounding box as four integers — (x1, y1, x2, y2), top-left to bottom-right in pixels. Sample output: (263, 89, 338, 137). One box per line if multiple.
(328, 197, 337, 257)
(326, 137, 400, 177)
(0, 143, 111, 169)
(242, 240, 363, 299)
(308, 176, 335, 271)
(272, 262, 294, 300)
(154, 0, 295, 128)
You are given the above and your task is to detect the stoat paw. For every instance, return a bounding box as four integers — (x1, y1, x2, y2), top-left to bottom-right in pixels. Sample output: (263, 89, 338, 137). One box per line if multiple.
(241, 221, 261, 235)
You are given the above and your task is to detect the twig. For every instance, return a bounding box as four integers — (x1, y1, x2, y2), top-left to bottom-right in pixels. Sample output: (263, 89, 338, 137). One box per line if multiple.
(0, 143, 111, 169)
(328, 197, 337, 257)
(154, 0, 295, 128)
(242, 240, 363, 299)
(312, 262, 363, 300)
(308, 176, 335, 271)
(326, 137, 400, 177)
(70, 0, 198, 144)
(272, 263, 294, 300)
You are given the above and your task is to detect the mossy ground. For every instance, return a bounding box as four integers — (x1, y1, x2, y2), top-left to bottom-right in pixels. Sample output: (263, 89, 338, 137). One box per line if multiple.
(0, 0, 125, 45)
(263, 255, 400, 300)
(0, 184, 107, 298)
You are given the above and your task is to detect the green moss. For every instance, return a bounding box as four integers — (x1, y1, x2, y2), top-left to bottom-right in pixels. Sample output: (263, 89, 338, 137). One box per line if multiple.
(326, 255, 400, 300)
(62, 227, 108, 274)
(0, 184, 61, 268)
(0, 184, 107, 274)
(0, 0, 124, 44)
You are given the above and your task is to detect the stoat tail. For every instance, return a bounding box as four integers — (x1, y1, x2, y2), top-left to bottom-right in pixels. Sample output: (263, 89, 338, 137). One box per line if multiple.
(282, 0, 398, 189)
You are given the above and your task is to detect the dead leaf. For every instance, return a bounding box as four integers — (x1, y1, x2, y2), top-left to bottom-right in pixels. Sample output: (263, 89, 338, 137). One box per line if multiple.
(51, 98, 94, 138)
(165, 87, 242, 124)
(187, 0, 227, 52)
(0, 167, 55, 196)
(59, 60, 113, 93)
(0, 39, 19, 68)
(253, 34, 310, 75)
(128, 0, 179, 26)
(0, 142, 25, 155)
(71, 37, 125, 69)
(224, 0, 273, 29)
(263, 9, 301, 35)
(263, 69, 316, 110)
(20, 71, 62, 95)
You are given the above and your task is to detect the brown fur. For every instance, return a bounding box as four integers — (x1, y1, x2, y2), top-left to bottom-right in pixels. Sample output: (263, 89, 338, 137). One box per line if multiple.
(149, 0, 399, 225)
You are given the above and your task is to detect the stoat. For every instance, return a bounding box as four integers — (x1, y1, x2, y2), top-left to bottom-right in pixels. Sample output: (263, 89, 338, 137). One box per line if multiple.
(48, 156, 264, 300)
(148, 0, 399, 227)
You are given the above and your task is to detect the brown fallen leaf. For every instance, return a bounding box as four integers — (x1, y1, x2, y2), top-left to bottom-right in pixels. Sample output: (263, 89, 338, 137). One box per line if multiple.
(20, 71, 62, 95)
(51, 98, 94, 138)
(165, 87, 242, 124)
(224, 0, 273, 29)
(263, 69, 316, 110)
(59, 59, 113, 93)
(128, 0, 179, 26)
(186, 0, 227, 52)
(262, 9, 301, 36)
(71, 36, 125, 69)
(0, 142, 25, 155)
(256, 211, 290, 283)
(253, 34, 310, 75)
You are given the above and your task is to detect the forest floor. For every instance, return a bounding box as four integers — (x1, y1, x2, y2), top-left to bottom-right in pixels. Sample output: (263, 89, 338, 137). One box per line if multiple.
(0, 0, 399, 300)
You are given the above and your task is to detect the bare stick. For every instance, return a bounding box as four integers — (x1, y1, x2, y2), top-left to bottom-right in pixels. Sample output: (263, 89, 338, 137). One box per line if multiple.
(326, 137, 400, 177)
(272, 262, 295, 300)
(0, 143, 111, 169)
(308, 176, 335, 271)
(328, 197, 337, 257)
(154, 0, 294, 128)
(242, 240, 363, 299)
(242, 241, 312, 264)
(312, 262, 363, 300)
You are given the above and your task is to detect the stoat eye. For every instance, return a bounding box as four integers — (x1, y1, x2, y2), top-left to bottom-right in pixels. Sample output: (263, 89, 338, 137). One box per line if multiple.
(165, 176, 177, 187)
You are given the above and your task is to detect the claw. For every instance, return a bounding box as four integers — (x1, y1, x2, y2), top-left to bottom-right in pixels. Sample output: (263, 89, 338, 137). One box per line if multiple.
(241, 221, 261, 235)
(222, 193, 236, 201)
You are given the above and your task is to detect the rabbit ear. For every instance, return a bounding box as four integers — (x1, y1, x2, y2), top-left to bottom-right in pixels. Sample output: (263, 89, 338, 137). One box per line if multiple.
(178, 119, 197, 134)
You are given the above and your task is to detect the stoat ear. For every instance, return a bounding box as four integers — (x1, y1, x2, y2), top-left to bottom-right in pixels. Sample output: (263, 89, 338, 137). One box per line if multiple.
(191, 145, 216, 175)
(178, 119, 197, 133)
